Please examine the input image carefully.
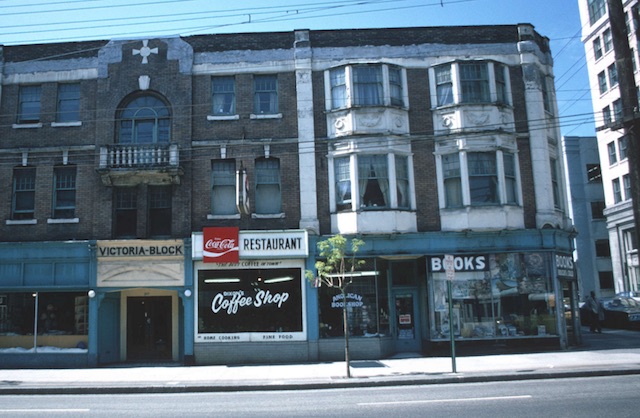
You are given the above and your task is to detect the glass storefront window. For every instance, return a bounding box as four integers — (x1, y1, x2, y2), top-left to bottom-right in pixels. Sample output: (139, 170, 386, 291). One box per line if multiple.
(317, 260, 389, 338)
(430, 253, 557, 340)
(0, 292, 88, 349)
(197, 268, 303, 334)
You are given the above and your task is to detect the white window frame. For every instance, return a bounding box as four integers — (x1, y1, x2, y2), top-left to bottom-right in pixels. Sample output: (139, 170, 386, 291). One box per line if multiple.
(210, 159, 239, 218)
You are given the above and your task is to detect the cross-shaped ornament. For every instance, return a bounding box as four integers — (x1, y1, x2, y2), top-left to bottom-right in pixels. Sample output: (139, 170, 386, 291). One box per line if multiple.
(132, 40, 158, 64)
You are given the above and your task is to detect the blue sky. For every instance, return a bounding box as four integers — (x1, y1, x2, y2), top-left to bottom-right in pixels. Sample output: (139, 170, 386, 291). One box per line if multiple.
(0, 0, 594, 137)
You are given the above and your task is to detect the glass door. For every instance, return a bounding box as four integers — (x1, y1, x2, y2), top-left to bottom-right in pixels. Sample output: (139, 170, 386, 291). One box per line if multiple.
(393, 290, 421, 353)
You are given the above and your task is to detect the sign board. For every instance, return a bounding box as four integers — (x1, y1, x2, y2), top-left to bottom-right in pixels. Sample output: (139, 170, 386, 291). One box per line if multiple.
(193, 230, 309, 260)
(203, 227, 239, 263)
(444, 254, 455, 281)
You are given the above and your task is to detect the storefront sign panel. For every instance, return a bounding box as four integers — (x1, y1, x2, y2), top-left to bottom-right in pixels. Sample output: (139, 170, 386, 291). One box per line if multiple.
(429, 255, 488, 273)
(97, 240, 184, 260)
(203, 227, 239, 263)
(192, 230, 308, 260)
(555, 254, 575, 279)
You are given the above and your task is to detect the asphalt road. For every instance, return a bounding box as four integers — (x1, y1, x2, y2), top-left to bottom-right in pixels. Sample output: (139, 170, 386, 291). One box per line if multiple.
(0, 374, 637, 417)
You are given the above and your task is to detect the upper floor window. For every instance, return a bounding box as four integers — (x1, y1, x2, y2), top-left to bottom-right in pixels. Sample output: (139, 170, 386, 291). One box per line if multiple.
(53, 166, 77, 219)
(118, 95, 170, 144)
(550, 158, 561, 209)
(608, 63, 618, 88)
(623, 174, 632, 201)
(17, 85, 41, 124)
(593, 37, 603, 60)
(613, 98, 623, 122)
(255, 158, 281, 214)
(114, 187, 137, 238)
(587, 164, 602, 183)
(603, 28, 612, 53)
(333, 152, 412, 211)
(431, 61, 510, 107)
(608, 141, 617, 165)
(591, 201, 606, 219)
(211, 159, 237, 216)
(588, 0, 606, 25)
(439, 146, 520, 209)
(56, 83, 80, 123)
(613, 178, 623, 203)
(12, 167, 36, 220)
(603, 105, 612, 126)
(327, 64, 405, 110)
(212, 76, 236, 116)
(148, 186, 172, 237)
(619, 136, 629, 160)
(253, 75, 278, 115)
(598, 71, 608, 95)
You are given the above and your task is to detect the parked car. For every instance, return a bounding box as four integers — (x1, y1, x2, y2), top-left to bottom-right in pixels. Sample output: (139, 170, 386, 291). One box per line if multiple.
(615, 291, 640, 303)
(601, 296, 640, 329)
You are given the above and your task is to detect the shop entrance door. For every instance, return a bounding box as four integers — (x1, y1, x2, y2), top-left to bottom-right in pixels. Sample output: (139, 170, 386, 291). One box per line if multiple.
(392, 290, 421, 353)
(126, 296, 172, 361)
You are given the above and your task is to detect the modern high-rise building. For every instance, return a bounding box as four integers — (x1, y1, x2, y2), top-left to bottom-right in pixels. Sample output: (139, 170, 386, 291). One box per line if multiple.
(0, 25, 577, 368)
(578, 0, 639, 298)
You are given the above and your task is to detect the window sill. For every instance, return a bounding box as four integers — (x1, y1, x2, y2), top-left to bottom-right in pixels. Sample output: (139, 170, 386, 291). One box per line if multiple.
(6, 219, 37, 225)
(207, 213, 241, 220)
(12, 123, 43, 129)
(51, 121, 82, 127)
(251, 213, 285, 219)
(250, 113, 282, 120)
(207, 114, 240, 121)
(48, 218, 79, 224)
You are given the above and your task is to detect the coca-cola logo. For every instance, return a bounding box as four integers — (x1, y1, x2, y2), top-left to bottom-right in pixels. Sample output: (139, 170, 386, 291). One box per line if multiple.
(203, 227, 239, 263)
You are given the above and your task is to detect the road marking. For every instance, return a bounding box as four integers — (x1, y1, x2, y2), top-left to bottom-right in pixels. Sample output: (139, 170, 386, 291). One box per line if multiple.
(0, 409, 90, 413)
(359, 395, 533, 406)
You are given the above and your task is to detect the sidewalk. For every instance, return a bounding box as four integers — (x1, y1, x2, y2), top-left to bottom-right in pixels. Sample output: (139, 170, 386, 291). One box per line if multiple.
(2, 327, 640, 394)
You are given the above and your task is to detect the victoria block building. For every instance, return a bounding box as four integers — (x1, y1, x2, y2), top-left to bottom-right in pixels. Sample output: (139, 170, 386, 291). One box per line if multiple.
(0, 25, 577, 367)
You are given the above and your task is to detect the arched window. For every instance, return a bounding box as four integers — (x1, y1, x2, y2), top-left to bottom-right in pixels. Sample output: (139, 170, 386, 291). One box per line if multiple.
(118, 95, 170, 144)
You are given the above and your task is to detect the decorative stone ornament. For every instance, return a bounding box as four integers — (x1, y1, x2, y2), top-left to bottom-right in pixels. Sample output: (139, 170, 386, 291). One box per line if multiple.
(133, 40, 158, 64)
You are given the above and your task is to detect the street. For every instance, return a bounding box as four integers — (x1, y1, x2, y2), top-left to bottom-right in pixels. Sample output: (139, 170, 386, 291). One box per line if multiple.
(0, 374, 637, 417)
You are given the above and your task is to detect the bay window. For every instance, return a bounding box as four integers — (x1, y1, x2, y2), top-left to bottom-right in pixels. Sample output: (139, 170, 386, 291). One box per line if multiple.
(332, 152, 413, 212)
(468, 152, 498, 205)
(442, 154, 462, 208)
(431, 61, 510, 107)
(327, 64, 405, 110)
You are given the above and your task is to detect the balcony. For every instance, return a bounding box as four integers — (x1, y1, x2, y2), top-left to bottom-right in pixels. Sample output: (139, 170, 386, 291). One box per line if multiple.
(97, 143, 183, 186)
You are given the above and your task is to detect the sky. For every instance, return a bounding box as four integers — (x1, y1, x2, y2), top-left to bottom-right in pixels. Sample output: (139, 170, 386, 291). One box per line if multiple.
(0, 0, 595, 137)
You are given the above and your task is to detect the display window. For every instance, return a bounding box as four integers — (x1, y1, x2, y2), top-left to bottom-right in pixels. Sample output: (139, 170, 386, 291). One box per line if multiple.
(317, 260, 390, 338)
(0, 292, 88, 349)
(429, 252, 557, 340)
(196, 267, 304, 341)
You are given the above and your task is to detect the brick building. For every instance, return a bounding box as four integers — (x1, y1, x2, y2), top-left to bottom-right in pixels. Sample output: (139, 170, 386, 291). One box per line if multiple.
(0, 25, 577, 367)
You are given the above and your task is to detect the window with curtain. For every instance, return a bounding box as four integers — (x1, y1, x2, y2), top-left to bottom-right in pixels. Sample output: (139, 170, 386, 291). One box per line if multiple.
(330, 68, 347, 109)
(460, 63, 490, 103)
(254, 75, 278, 114)
(389, 66, 404, 107)
(56, 83, 80, 122)
(353, 66, 383, 106)
(18, 85, 41, 123)
(118, 95, 170, 144)
(395, 155, 410, 208)
(435, 65, 453, 106)
(442, 153, 462, 208)
(468, 152, 498, 205)
(358, 155, 389, 208)
(334, 157, 352, 211)
(12, 167, 36, 220)
(211, 159, 237, 216)
(212, 76, 236, 115)
(503, 153, 517, 205)
(494, 64, 508, 105)
(255, 158, 281, 214)
(53, 166, 77, 219)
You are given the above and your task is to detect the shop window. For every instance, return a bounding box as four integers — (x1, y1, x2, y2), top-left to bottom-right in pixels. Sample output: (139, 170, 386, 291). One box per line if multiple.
(430, 253, 557, 340)
(211, 76, 236, 116)
(12, 167, 36, 220)
(253, 75, 278, 114)
(52, 166, 77, 219)
(197, 268, 303, 334)
(317, 260, 389, 338)
(56, 83, 80, 123)
(211, 159, 237, 216)
(114, 187, 137, 238)
(148, 186, 171, 237)
(0, 292, 88, 350)
(118, 95, 170, 144)
(254, 158, 281, 214)
(17, 85, 41, 124)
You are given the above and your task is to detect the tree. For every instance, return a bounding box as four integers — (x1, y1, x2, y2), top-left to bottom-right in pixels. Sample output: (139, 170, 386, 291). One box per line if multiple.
(306, 235, 364, 378)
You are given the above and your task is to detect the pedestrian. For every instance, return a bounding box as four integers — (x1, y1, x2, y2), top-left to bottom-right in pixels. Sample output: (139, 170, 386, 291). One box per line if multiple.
(586, 291, 602, 333)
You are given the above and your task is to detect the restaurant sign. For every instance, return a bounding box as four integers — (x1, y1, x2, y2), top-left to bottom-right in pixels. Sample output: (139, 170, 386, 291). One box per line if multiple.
(193, 229, 308, 260)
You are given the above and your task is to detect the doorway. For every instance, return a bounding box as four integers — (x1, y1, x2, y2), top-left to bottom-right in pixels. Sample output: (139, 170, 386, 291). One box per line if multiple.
(126, 296, 172, 361)
(392, 290, 421, 353)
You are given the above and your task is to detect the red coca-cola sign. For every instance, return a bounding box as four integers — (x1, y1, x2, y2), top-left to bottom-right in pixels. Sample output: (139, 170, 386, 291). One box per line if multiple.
(203, 227, 239, 263)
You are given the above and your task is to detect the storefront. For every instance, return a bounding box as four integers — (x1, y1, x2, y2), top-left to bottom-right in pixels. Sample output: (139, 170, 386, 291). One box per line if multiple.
(192, 228, 309, 364)
(95, 239, 192, 364)
(0, 241, 96, 368)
